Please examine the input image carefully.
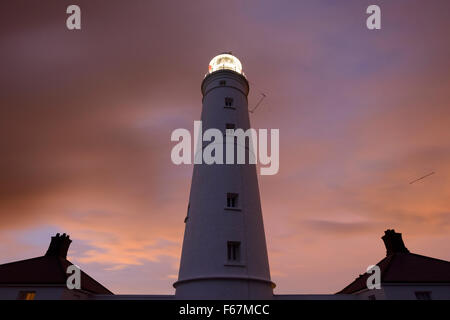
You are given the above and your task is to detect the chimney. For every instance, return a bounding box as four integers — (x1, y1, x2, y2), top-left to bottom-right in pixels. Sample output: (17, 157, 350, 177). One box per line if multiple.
(382, 229, 410, 256)
(45, 233, 72, 259)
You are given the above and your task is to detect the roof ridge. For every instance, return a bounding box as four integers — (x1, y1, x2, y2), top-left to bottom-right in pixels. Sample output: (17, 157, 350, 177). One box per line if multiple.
(409, 252, 450, 264)
(0, 256, 46, 267)
(336, 254, 394, 294)
(63, 258, 113, 294)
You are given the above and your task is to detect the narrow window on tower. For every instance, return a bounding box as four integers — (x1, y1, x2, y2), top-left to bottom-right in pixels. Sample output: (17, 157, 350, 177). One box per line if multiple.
(219, 80, 226, 86)
(225, 97, 234, 108)
(225, 123, 235, 136)
(226, 193, 238, 208)
(227, 241, 241, 262)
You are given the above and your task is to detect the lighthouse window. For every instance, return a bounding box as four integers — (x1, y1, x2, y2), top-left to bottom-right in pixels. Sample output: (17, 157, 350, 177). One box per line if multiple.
(225, 97, 234, 107)
(227, 193, 238, 208)
(225, 123, 235, 135)
(227, 241, 241, 261)
(219, 80, 226, 86)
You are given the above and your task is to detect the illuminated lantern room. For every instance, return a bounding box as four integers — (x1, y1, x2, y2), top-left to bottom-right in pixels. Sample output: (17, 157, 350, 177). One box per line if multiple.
(208, 53, 244, 76)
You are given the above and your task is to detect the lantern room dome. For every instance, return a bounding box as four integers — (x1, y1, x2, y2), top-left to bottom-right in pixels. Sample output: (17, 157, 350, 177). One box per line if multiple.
(208, 53, 244, 75)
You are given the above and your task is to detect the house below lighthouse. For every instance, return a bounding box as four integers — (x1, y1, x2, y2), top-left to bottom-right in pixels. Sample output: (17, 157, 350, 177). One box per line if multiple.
(0, 233, 112, 300)
(337, 230, 450, 300)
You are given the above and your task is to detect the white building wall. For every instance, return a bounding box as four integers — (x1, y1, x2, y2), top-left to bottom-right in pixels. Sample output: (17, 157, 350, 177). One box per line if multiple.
(353, 288, 387, 300)
(352, 283, 450, 300)
(382, 284, 450, 300)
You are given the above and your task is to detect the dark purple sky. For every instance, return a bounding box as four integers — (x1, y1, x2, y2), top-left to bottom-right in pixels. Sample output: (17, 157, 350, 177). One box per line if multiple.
(1, 0, 449, 294)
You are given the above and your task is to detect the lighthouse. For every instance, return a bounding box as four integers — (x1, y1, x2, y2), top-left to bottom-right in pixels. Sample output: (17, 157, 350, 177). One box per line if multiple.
(174, 53, 275, 299)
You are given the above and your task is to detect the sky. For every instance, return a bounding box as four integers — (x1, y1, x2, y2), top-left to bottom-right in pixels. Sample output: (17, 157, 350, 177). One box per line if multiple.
(0, 0, 449, 294)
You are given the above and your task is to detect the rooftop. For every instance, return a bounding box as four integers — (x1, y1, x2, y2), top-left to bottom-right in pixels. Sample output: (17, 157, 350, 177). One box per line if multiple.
(0, 233, 113, 295)
(338, 230, 450, 294)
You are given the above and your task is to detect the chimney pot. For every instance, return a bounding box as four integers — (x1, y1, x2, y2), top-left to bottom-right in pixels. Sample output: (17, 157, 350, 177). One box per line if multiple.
(382, 229, 409, 256)
(45, 233, 72, 259)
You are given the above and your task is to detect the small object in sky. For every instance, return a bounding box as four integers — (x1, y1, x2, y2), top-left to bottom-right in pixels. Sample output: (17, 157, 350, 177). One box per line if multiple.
(409, 172, 435, 185)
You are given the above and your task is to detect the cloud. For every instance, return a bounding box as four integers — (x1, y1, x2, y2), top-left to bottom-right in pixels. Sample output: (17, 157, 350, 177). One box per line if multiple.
(304, 220, 379, 235)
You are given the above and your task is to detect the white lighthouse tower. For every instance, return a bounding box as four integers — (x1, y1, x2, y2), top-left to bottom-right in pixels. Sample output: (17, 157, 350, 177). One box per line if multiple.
(174, 53, 275, 299)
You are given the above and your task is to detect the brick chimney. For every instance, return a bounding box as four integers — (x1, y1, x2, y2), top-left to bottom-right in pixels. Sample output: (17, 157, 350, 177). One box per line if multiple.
(382, 229, 410, 256)
(45, 233, 72, 259)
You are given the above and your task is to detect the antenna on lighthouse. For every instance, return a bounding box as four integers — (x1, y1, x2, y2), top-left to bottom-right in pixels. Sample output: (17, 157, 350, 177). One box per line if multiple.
(248, 80, 269, 114)
(249, 92, 267, 114)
